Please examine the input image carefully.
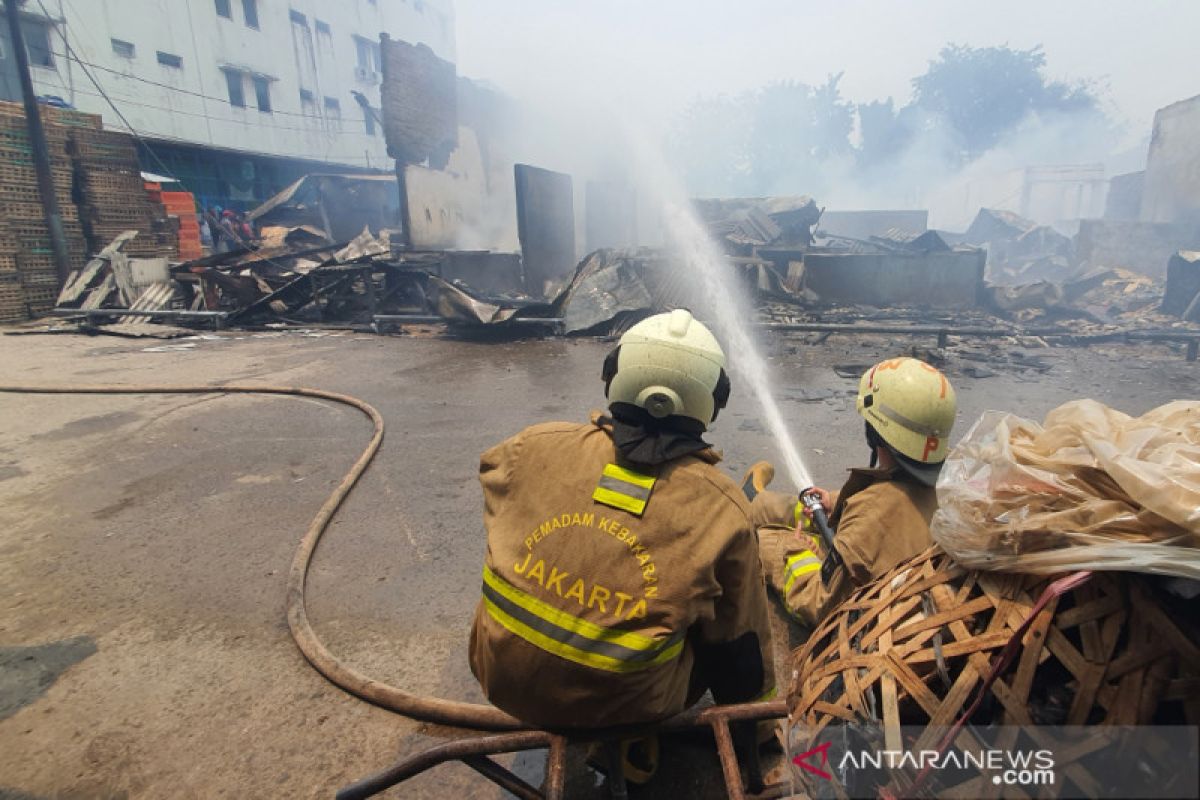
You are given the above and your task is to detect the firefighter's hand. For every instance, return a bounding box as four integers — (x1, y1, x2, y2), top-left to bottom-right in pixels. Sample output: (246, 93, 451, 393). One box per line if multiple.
(802, 488, 833, 517)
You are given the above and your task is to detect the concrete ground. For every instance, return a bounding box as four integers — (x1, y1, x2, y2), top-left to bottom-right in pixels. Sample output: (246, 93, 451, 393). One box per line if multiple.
(0, 325, 1195, 798)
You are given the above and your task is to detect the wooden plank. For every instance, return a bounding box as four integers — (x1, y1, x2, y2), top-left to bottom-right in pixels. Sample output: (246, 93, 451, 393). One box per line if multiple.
(875, 569, 902, 753)
(892, 595, 994, 641)
(883, 650, 943, 719)
(925, 661, 979, 728)
(1132, 582, 1200, 666)
(904, 632, 1011, 664)
(1163, 678, 1200, 701)
(1107, 667, 1146, 724)
(1076, 582, 1104, 662)
(1008, 594, 1060, 721)
(1105, 640, 1172, 681)
(1054, 591, 1125, 630)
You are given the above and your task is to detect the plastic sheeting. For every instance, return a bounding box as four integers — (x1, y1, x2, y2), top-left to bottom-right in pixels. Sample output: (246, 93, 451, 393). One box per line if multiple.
(932, 400, 1200, 579)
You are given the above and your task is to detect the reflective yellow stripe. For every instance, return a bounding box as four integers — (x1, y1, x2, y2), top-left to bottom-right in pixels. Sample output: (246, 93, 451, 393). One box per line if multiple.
(783, 549, 821, 595)
(792, 502, 817, 533)
(592, 485, 647, 515)
(482, 566, 684, 673)
(602, 463, 656, 489)
(592, 463, 657, 516)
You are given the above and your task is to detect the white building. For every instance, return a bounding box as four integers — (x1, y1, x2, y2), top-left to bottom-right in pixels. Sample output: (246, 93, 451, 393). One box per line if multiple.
(2, 0, 454, 206)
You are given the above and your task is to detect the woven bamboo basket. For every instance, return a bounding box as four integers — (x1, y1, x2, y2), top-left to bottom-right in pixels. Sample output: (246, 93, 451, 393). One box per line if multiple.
(786, 547, 1200, 798)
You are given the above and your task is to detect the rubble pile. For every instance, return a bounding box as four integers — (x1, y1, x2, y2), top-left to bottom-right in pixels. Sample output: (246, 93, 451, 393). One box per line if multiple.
(693, 196, 821, 254)
(963, 207, 1075, 285)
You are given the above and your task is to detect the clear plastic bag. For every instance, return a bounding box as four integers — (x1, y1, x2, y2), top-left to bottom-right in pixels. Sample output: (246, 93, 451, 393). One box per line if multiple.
(932, 400, 1200, 579)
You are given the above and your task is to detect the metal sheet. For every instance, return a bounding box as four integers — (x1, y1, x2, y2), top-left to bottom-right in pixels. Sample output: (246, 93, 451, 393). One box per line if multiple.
(514, 164, 575, 298)
(803, 250, 986, 309)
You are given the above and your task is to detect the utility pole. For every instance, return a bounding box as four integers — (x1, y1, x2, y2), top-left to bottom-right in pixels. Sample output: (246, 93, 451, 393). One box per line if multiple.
(4, 0, 72, 286)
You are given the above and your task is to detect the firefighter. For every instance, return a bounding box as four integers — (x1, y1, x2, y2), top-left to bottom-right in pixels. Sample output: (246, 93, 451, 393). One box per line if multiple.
(469, 309, 776, 746)
(747, 357, 957, 628)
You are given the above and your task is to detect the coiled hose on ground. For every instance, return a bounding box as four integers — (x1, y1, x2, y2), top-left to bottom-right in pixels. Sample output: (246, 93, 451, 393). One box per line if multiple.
(0, 383, 525, 731)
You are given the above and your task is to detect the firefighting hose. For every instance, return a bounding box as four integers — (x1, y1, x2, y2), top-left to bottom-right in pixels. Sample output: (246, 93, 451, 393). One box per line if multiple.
(799, 488, 843, 583)
(0, 382, 524, 731)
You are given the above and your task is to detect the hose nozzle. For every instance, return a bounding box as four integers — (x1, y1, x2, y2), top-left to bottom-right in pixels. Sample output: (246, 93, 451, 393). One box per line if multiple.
(799, 487, 842, 584)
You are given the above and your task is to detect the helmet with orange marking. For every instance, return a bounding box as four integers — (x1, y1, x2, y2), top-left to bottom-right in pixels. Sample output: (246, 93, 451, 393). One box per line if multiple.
(856, 357, 957, 486)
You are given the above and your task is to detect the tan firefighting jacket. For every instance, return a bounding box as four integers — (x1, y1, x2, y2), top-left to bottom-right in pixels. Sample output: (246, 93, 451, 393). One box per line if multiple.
(469, 413, 776, 729)
(753, 468, 936, 628)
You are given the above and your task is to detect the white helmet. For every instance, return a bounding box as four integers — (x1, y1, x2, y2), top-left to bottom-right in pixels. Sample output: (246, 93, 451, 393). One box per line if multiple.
(602, 309, 730, 429)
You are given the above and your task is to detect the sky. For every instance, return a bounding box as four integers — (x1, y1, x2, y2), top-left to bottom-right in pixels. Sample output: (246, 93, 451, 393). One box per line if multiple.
(453, 0, 1200, 148)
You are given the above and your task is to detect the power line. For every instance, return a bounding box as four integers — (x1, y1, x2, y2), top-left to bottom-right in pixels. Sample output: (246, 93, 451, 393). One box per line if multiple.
(53, 48, 379, 124)
(32, 16, 385, 167)
(61, 80, 380, 139)
(34, 0, 195, 194)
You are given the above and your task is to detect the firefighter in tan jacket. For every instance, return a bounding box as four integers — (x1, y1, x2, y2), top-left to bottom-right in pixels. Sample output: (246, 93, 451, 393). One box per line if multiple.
(470, 310, 776, 741)
(747, 357, 957, 628)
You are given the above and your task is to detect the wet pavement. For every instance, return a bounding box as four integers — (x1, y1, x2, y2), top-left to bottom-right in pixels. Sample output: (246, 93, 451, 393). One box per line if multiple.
(0, 327, 1195, 798)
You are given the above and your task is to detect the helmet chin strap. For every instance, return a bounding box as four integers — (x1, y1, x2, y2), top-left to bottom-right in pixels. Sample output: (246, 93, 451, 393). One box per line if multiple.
(865, 421, 884, 468)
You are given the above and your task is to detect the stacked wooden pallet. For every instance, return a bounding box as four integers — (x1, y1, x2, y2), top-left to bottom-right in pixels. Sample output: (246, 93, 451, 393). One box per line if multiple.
(0, 101, 89, 319)
(70, 128, 177, 261)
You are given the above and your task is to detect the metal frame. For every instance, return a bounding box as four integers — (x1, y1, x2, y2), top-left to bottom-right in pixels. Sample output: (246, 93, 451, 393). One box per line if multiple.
(336, 700, 791, 800)
(49, 308, 228, 330)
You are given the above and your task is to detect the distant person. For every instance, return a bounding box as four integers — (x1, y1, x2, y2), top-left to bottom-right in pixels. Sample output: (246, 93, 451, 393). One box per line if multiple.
(207, 206, 228, 253)
(218, 210, 239, 252)
(745, 357, 957, 626)
(237, 212, 255, 243)
(199, 214, 213, 250)
(469, 309, 775, 782)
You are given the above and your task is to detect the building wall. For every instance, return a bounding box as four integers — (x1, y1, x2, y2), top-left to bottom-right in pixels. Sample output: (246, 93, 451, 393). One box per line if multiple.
(10, 0, 454, 170)
(1076, 219, 1198, 279)
(405, 125, 519, 250)
(1104, 171, 1144, 221)
(1142, 94, 1200, 225)
(1020, 165, 1107, 226)
(818, 209, 929, 240)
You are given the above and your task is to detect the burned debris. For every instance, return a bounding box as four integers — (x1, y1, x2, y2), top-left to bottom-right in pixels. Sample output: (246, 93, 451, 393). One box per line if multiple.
(28, 187, 1200, 365)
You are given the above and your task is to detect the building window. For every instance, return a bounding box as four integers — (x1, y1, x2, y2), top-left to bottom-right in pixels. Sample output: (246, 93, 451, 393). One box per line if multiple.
(315, 19, 330, 35)
(111, 38, 136, 59)
(300, 88, 314, 102)
(223, 69, 245, 107)
(156, 51, 183, 68)
(22, 19, 55, 68)
(215, 0, 232, 19)
(364, 108, 376, 136)
(252, 75, 271, 112)
(242, 0, 259, 29)
(323, 96, 340, 117)
(289, 9, 307, 25)
(353, 36, 381, 82)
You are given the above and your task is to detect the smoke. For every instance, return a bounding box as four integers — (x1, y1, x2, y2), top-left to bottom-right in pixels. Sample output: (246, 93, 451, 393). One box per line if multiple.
(448, 2, 1196, 248)
(667, 80, 1124, 232)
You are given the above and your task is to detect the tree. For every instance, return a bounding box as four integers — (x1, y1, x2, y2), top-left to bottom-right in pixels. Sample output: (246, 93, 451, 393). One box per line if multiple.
(671, 93, 756, 196)
(910, 44, 1101, 162)
(747, 75, 854, 195)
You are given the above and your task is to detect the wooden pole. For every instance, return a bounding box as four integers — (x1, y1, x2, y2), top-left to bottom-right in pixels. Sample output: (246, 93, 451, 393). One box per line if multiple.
(4, 0, 72, 286)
